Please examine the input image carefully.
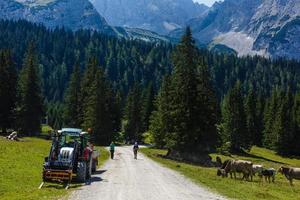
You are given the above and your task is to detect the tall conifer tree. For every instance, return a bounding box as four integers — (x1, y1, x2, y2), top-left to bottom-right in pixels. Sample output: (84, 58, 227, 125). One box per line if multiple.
(17, 43, 44, 135)
(223, 81, 249, 152)
(0, 50, 17, 133)
(63, 62, 81, 127)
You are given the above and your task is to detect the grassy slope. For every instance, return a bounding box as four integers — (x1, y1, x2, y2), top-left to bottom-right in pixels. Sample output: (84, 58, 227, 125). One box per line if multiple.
(141, 147, 300, 200)
(0, 137, 109, 200)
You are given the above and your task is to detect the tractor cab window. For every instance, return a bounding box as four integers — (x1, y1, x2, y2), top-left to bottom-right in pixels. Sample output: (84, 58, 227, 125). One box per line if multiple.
(60, 132, 81, 147)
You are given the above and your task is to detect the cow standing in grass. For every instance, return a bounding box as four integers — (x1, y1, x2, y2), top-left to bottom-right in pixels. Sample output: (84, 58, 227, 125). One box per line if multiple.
(223, 160, 254, 181)
(260, 168, 276, 183)
(278, 166, 300, 186)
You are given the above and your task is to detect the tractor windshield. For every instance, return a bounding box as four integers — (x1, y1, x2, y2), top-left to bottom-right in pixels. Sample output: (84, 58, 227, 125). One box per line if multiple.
(59, 131, 81, 147)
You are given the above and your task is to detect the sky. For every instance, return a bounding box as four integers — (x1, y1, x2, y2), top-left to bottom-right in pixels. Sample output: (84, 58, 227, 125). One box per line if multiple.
(193, 0, 220, 7)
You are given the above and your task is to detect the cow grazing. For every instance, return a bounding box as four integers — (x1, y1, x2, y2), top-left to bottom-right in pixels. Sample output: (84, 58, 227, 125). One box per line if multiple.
(260, 168, 276, 183)
(252, 164, 264, 176)
(223, 160, 253, 181)
(217, 159, 230, 177)
(278, 166, 300, 186)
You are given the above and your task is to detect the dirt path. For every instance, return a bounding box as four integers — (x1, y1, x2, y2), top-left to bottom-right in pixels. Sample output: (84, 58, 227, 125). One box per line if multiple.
(69, 146, 227, 200)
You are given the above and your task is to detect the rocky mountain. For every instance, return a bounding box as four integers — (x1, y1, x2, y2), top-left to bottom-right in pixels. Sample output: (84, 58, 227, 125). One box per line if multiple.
(0, 0, 173, 42)
(90, 0, 209, 35)
(171, 0, 300, 59)
(0, 0, 114, 32)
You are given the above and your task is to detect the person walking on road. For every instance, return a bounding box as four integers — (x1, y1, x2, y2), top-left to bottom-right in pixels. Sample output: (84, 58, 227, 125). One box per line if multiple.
(110, 142, 115, 159)
(133, 142, 139, 159)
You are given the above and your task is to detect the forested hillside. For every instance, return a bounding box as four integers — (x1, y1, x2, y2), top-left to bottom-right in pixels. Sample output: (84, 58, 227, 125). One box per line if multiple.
(1, 19, 300, 155)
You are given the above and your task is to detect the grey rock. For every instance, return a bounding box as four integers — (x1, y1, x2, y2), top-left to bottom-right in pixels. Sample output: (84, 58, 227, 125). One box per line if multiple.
(172, 0, 300, 60)
(0, 0, 112, 31)
(90, 0, 208, 35)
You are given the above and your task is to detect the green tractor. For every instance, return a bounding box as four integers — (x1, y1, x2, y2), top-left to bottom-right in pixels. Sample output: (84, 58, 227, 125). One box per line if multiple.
(39, 128, 99, 189)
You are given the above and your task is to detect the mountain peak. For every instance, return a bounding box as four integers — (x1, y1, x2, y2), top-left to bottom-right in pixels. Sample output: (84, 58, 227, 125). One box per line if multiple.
(178, 0, 300, 59)
(90, 0, 209, 34)
(0, 0, 110, 31)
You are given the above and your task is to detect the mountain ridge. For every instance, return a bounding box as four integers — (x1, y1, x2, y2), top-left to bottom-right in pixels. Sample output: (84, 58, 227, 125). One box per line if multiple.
(171, 0, 300, 59)
(90, 0, 209, 35)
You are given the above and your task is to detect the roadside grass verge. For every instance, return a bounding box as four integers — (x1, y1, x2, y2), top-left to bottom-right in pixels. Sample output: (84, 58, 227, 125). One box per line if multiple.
(141, 147, 300, 200)
(95, 146, 109, 167)
(0, 137, 65, 200)
(0, 137, 109, 200)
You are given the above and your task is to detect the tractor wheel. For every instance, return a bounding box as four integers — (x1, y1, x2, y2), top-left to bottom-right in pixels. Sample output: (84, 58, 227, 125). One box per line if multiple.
(77, 162, 87, 183)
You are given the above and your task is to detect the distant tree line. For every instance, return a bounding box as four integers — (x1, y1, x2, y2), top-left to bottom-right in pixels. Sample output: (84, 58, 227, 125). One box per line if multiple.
(1, 19, 300, 154)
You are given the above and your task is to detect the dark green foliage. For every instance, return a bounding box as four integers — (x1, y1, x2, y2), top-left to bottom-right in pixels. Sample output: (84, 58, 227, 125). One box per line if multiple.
(1, 20, 300, 155)
(63, 62, 81, 127)
(124, 84, 143, 142)
(16, 43, 44, 135)
(150, 76, 172, 148)
(244, 87, 257, 146)
(0, 50, 17, 133)
(254, 94, 265, 146)
(222, 81, 249, 152)
(168, 27, 202, 152)
(292, 93, 300, 155)
(263, 89, 281, 149)
(47, 102, 64, 130)
(150, 27, 219, 153)
(81, 57, 115, 145)
(141, 83, 155, 132)
(275, 90, 295, 155)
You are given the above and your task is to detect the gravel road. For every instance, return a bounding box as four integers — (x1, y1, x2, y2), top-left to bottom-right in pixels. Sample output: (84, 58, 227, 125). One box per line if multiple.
(69, 146, 227, 200)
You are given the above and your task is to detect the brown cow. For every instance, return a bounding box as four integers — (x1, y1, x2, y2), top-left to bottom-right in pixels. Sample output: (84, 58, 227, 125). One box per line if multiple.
(217, 159, 230, 177)
(278, 166, 300, 186)
(223, 160, 253, 181)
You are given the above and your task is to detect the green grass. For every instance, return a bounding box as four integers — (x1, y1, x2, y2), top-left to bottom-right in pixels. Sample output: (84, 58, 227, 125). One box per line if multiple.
(41, 125, 53, 134)
(0, 137, 109, 200)
(141, 147, 300, 200)
(95, 146, 109, 167)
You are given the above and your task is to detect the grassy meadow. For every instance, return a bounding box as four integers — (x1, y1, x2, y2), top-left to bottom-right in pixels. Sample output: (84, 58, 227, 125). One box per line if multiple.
(0, 137, 108, 200)
(141, 147, 300, 200)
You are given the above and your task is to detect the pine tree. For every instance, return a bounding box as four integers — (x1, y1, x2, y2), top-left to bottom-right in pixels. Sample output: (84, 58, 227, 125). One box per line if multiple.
(275, 89, 295, 155)
(255, 93, 265, 146)
(244, 87, 257, 146)
(80, 56, 98, 124)
(196, 61, 219, 151)
(223, 81, 249, 152)
(124, 84, 143, 142)
(167, 27, 219, 153)
(149, 76, 172, 148)
(81, 58, 113, 145)
(0, 50, 17, 133)
(17, 43, 44, 135)
(141, 83, 155, 132)
(63, 62, 81, 127)
(292, 93, 300, 155)
(263, 89, 280, 149)
(168, 27, 200, 152)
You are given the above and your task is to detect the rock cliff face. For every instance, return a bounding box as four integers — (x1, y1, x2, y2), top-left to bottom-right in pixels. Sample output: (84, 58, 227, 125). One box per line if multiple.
(171, 0, 300, 59)
(90, 0, 208, 34)
(0, 0, 173, 42)
(0, 0, 112, 31)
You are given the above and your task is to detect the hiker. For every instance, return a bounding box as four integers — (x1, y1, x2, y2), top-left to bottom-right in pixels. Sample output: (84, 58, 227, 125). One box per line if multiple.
(133, 142, 139, 159)
(110, 142, 115, 159)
